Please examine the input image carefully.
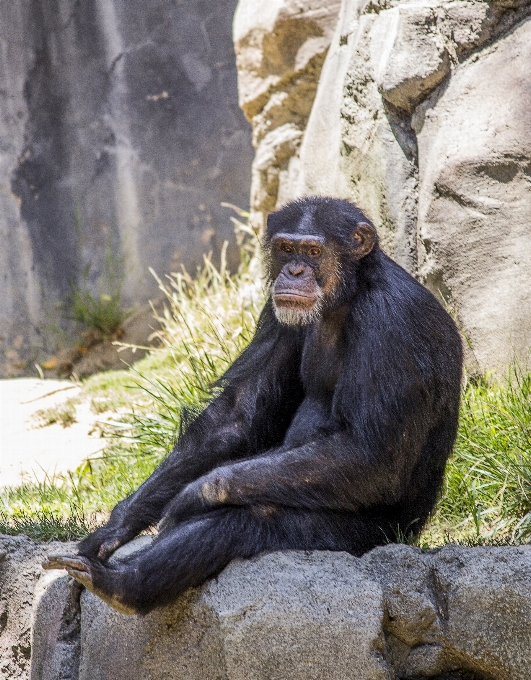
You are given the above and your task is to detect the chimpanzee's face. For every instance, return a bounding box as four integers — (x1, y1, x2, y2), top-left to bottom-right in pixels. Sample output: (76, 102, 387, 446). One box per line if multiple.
(266, 201, 378, 326)
(269, 233, 332, 325)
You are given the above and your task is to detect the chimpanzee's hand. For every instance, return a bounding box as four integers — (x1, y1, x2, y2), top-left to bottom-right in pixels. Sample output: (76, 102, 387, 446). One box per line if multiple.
(77, 524, 136, 561)
(158, 470, 232, 531)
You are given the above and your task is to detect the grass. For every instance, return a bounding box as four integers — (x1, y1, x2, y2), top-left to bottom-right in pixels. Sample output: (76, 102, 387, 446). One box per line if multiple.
(69, 287, 128, 337)
(34, 398, 79, 428)
(1, 215, 530, 547)
(424, 369, 531, 546)
(68, 242, 130, 337)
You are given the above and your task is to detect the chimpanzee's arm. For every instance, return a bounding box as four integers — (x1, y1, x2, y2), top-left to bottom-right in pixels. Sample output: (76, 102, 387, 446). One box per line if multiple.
(157, 432, 406, 528)
(78, 306, 304, 559)
(159, 359, 457, 528)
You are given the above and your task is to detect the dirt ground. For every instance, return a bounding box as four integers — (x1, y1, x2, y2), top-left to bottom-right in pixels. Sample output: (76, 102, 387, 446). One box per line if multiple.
(0, 304, 163, 488)
(0, 379, 104, 488)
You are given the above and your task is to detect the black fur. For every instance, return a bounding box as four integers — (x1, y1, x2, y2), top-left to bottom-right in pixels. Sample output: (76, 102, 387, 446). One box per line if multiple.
(76, 197, 462, 614)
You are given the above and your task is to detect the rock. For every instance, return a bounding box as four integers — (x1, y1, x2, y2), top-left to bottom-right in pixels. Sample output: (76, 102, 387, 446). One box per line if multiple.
(363, 544, 531, 679)
(414, 18, 531, 371)
(78, 548, 389, 680)
(238, 0, 531, 370)
(5, 538, 531, 679)
(0, 535, 76, 680)
(234, 0, 341, 230)
(30, 571, 81, 680)
(297, 3, 422, 271)
(375, 5, 451, 113)
(432, 545, 531, 679)
(0, 0, 253, 378)
(205, 552, 388, 680)
(67, 543, 531, 679)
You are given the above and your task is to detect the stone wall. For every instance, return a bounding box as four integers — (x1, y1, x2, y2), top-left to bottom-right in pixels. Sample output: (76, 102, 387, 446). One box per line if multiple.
(0, 0, 253, 376)
(2, 535, 530, 679)
(235, 0, 531, 372)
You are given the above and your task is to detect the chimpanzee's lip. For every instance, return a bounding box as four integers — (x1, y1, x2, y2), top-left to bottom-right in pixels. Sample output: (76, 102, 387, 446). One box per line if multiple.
(273, 292, 316, 306)
(274, 291, 314, 300)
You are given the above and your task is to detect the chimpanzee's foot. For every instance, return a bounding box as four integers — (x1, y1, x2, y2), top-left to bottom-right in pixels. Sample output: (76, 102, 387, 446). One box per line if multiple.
(42, 555, 138, 615)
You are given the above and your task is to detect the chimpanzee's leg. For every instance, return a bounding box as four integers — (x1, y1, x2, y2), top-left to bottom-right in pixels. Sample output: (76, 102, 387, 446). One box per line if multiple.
(44, 506, 385, 615)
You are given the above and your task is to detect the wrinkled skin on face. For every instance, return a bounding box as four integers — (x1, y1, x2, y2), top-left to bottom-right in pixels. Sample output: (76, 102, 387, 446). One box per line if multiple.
(265, 199, 377, 326)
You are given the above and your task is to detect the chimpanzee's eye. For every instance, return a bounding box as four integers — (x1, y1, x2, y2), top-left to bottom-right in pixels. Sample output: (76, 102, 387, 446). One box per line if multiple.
(280, 243, 293, 253)
(308, 247, 321, 258)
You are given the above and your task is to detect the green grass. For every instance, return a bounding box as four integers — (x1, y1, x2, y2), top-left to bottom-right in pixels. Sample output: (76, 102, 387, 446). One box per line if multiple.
(68, 241, 130, 337)
(1, 216, 530, 546)
(424, 369, 531, 546)
(34, 398, 79, 428)
(69, 288, 128, 337)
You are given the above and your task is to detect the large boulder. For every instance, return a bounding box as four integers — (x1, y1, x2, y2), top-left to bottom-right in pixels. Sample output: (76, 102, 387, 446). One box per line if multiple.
(414, 19, 531, 371)
(30, 541, 531, 679)
(0, 0, 253, 377)
(77, 550, 388, 680)
(235, 0, 531, 371)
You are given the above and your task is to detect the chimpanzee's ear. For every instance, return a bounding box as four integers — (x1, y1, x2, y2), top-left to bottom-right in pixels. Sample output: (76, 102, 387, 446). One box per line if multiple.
(352, 222, 377, 259)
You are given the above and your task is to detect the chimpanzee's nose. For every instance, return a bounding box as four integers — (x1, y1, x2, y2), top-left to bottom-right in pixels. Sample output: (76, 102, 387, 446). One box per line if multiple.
(288, 264, 305, 277)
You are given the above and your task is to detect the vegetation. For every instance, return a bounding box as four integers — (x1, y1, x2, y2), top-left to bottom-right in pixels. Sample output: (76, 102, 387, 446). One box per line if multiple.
(34, 399, 79, 428)
(69, 243, 129, 337)
(69, 287, 128, 337)
(423, 369, 531, 546)
(1, 217, 530, 546)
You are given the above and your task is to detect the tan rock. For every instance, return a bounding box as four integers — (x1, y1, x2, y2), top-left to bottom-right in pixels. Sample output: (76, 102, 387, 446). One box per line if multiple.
(77, 548, 390, 680)
(237, 0, 531, 369)
(415, 19, 531, 370)
(376, 5, 451, 113)
(234, 0, 341, 230)
(297, 4, 421, 270)
(27, 542, 531, 679)
(0, 535, 76, 680)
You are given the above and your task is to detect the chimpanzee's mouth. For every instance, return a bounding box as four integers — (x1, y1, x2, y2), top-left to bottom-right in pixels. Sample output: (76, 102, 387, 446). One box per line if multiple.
(273, 292, 316, 308)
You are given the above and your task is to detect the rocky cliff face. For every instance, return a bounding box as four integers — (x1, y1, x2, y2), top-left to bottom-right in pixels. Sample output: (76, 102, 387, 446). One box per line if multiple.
(235, 0, 531, 372)
(0, 0, 252, 376)
(233, 0, 342, 232)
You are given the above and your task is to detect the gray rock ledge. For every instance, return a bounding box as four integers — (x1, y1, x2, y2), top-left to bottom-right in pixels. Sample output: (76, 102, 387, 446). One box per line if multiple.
(3, 535, 530, 680)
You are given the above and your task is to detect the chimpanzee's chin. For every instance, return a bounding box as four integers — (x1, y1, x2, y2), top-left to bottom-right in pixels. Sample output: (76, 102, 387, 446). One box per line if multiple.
(273, 303, 320, 326)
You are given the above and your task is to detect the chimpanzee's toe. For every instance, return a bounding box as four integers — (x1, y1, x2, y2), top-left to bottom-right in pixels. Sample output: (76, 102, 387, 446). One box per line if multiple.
(43, 554, 137, 615)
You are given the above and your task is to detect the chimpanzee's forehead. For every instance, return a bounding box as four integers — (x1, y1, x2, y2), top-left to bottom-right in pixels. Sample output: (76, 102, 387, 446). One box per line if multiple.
(267, 201, 345, 238)
(292, 207, 320, 234)
(268, 202, 331, 236)
(267, 197, 374, 242)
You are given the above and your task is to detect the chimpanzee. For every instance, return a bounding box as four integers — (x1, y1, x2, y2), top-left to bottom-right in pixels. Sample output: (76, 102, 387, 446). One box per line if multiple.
(44, 197, 462, 615)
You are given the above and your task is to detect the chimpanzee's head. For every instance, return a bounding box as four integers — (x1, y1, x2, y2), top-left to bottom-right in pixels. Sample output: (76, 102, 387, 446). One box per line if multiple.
(264, 197, 378, 326)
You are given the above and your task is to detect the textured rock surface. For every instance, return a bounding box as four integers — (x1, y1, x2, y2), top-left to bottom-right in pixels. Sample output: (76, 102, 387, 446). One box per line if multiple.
(77, 549, 388, 680)
(0, 0, 252, 377)
(364, 544, 531, 679)
(24, 541, 531, 680)
(30, 571, 81, 680)
(414, 19, 531, 371)
(234, 0, 341, 231)
(235, 0, 531, 371)
(0, 535, 76, 680)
